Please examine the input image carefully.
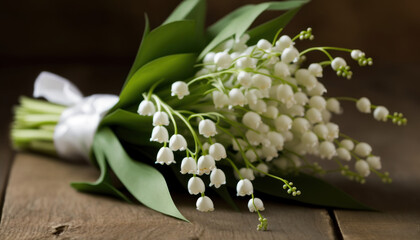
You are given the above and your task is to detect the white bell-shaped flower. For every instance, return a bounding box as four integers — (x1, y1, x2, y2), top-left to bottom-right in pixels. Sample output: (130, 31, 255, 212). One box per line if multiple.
(276, 84, 295, 108)
(292, 118, 310, 134)
(307, 81, 327, 96)
(171, 81, 190, 99)
(295, 69, 317, 90)
(274, 115, 292, 132)
(197, 155, 216, 175)
(319, 141, 336, 159)
(246, 130, 262, 146)
(209, 143, 227, 161)
(340, 139, 354, 150)
(248, 198, 265, 212)
(264, 106, 279, 119)
(367, 156, 381, 170)
(274, 62, 291, 78)
(242, 111, 262, 130)
(294, 92, 309, 106)
(306, 108, 323, 124)
(321, 109, 332, 122)
(209, 168, 226, 188)
(237, 71, 252, 87)
(326, 98, 342, 114)
(267, 131, 284, 150)
(354, 142, 372, 157)
(262, 145, 278, 161)
(356, 97, 371, 113)
(214, 52, 232, 69)
(236, 179, 253, 196)
(203, 52, 215, 64)
(301, 131, 319, 149)
(257, 39, 272, 50)
(308, 63, 323, 77)
(137, 100, 156, 116)
(309, 96, 327, 110)
(355, 160, 370, 177)
(326, 123, 339, 141)
(313, 124, 328, 139)
(232, 138, 247, 151)
(245, 149, 257, 163)
(239, 168, 255, 180)
(252, 74, 271, 90)
(196, 196, 214, 212)
(212, 90, 229, 109)
(153, 111, 170, 126)
(199, 119, 217, 138)
(281, 46, 299, 63)
(156, 147, 175, 165)
(331, 57, 347, 70)
(276, 35, 293, 51)
(255, 163, 269, 176)
(180, 157, 197, 174)
(169, 134, 187, 151)
(150, 126, 169, 143)
(373, 106, 389, 122)
(229, 88, 247, 107)
(351, 49, 364, 60)
(337, 148, 351, 161)
(188, 176, 205, 195)
(236, 57, 256, 69)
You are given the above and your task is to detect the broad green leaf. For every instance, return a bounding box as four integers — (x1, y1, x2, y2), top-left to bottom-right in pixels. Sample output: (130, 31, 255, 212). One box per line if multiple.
(71, 140, 131, 202)
(96, 127, 188, 221)
(112, 53, 197, 111)
(164, 0, 206, 31)
(123, 14, 150, 87)
(226, 171, 372, 210)
(101, 109, 152, 130)
(200, 0, 309, 59)
(247, 7, 301, 45)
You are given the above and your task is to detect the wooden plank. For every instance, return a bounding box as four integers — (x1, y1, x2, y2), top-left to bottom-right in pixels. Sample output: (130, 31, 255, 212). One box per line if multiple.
(330, 98, 420, 240)
(0, 154, 335, 240)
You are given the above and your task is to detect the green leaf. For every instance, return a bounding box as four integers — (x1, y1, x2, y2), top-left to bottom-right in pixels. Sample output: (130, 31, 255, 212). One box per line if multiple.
(112, 53, 197, 111)
(71, 141, 131, 202)
(95, 127, 188, 221)
(246, 7, 301, 45)
(252, 171, 373, 210)
(200, 0, 309, 59)
(164, 0, 206, 30)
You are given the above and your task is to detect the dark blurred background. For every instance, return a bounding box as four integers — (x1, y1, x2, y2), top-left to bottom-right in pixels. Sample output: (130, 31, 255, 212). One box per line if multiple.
(0, 0, 419, 175)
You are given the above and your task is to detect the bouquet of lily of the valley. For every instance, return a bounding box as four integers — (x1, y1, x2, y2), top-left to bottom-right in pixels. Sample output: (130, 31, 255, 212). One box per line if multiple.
(11, 0, 407, 230)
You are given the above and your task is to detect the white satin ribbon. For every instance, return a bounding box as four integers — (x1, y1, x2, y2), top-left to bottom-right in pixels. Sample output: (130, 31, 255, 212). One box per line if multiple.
(34, 71, 119, 162)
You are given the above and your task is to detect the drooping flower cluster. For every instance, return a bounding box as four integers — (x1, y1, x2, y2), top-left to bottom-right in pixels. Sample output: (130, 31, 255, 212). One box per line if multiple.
(137, 28, 406, 230)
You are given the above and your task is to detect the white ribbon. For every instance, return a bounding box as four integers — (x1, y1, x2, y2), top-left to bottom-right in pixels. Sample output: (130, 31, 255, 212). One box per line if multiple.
(34, 71, 119, 162)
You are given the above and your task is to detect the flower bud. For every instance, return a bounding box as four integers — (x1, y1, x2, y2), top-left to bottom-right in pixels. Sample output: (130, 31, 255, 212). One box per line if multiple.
(242, 111, 262, 130)
(197, 155, 216, 175)
(188, 176, 205, 195)
(355, 160, 370, 177)
(373, 106, 389, 122)
(255, 163, 269, 176)
(196, 196, 214, 212)
(340, 139, 354, 150)
(203, 52, 215, 64)
(308, 63, 323, 77)
(292, 117, 310, 134)
(351, 49, 363, 60)
(209, 168, 226, 188)
(319, 141, 336, 159)
(356, 97, 371, 113)
(307, 82, 327, 96)
(169, 134, 187, 151)
(276, 84, 295, 108)
(150, 126, 169, 143)
(367, 156, 381, 170)
(309, 96, 326, 110)
(313, 124, 328, 139)
(236, 57, 256, 69)
(326, 98, 341, 114)
(180, 157, 197, 174)
(331, 57, 347, 70)
(214, 52, 232, 69)
(262, 145, 278, 161)
(249, 100, 267, 114)
(229, 88, 247, 107)
(137, 100, 156, 116)
(212, 90, 229, 109)
(236, 179, 253, 196)
(267, 131, 284, 150)
(301, 131, 318, 149)
(276, 35, 293, 51)
(199, 119, 217, 138)
(257, 39, 272, 50)
(326, 122, 339, 141)
(153, 111, 169, 126)
(274, 62, 291, 78)
(252, 74, 271, 90)
(294, 92, 309, 106)
(354, 142, 372, 157)
(281, 47, 299, 63)
(248, 198, 265, 212)
(209, 143, 227, 160)
(264, 106, 279, 119)
(337, 148, 351, 161)
(306, 108, 323, 124)
(237, 71, 252, 87)
(245, 149, 257, 163)
(239, 168, 255, 180)
(156, 147, 175, 165)
(295, 69, 317, 90)
(171, 81, 190, 99)
(274, 115, 292, 132)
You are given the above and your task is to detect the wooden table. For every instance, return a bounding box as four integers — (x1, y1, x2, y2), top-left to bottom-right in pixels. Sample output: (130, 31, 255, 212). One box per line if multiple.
(0, 68, 419, 239)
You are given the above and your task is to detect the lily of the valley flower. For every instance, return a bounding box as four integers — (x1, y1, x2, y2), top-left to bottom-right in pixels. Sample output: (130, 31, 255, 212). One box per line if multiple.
(137, 100, 156, 116)
(156, 147, 175, 165)
(188, 176, 205, 195)
(356, 97, 371, 113)
(248, 198, 265, 212)
(180, 157, 197, 174)
(150, 126, 169, 143)
(196, 196, 214, 212)
(209, 143, 226, 160)
(355, 160, 370, 177)
(169, 134, 187, 151)
(373, 106, 389, 122)
(197, 155, 216, 175)
(236, 179, 253, 196)
(153, 111, 169, 126)
(199, 119, 217, 138)
(209, 168, 226, 188)
(171, 81, 190, 99)
(354, 142, 372, 157)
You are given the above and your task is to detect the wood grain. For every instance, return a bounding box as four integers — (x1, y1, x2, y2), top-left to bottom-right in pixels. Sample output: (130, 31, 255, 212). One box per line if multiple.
(0, 154, 335, 240)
